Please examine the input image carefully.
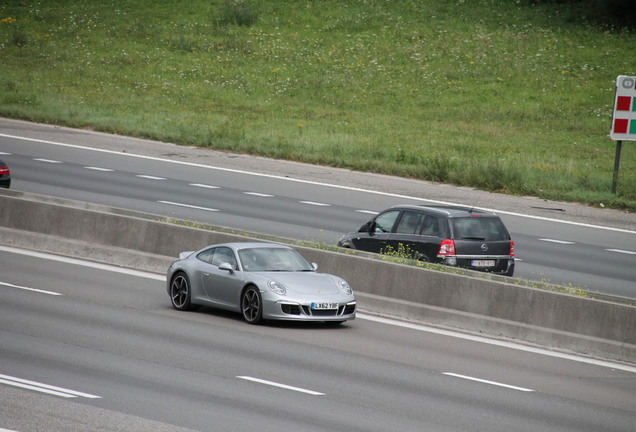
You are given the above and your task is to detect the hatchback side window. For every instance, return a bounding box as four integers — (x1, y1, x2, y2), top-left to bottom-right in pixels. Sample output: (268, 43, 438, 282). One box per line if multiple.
(395, 211, 425, 234)
(421, 216, 440, 236)
(373, 211, 400, 233)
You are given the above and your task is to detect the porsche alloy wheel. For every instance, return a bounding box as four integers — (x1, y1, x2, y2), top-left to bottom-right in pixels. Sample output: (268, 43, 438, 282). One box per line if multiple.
(170, 273, 192, 311)
(241, 286, 263, 324)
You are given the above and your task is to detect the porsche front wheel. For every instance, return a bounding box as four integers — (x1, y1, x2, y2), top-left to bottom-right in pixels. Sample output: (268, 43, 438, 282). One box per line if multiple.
(241, 286, 263, 324)
(170, 272, 192, 311)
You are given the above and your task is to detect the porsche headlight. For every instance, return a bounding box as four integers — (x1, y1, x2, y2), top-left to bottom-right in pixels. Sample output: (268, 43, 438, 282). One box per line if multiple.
(268, 280, 286, 295)
(339, 279, 352, 295)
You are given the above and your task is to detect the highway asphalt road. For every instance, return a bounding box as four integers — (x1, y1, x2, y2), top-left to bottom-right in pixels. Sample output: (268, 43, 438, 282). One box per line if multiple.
(0, 119, 635, 297)
(1, 246, 634, 432)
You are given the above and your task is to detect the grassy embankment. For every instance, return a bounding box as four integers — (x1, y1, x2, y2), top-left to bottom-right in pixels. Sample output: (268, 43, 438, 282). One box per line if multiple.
(0, 0, 634, 210)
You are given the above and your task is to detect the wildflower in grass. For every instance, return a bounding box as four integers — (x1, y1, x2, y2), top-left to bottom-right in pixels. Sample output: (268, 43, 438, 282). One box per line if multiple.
(296, 122, 304, 135)
(561, 70, 569, 75)
(1, 17, 16, 24)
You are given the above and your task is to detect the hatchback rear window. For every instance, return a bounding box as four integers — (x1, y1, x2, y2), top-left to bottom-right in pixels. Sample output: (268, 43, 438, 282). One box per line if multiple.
(450, 217, 509, 241)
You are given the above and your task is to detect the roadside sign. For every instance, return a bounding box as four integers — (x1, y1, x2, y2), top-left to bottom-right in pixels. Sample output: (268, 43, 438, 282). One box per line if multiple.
(610, 75, 636, 141)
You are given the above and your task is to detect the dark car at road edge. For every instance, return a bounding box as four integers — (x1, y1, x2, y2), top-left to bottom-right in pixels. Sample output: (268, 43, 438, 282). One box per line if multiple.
(338, 204, 515, 276)
(0, 159, 10, 188)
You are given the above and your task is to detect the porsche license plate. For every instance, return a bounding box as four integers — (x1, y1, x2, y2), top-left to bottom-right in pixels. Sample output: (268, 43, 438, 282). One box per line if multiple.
(471, 260, 495, 267)
(311, 302, 338, 310)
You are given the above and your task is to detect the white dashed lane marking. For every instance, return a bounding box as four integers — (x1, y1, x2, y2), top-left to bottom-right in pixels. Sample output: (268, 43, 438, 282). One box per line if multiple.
(136, 175, 165, 180)
(299, 201, 330, 207)
(158, 201, 219, 212)
(244, 192, 274, 197)
(33, 158, 62, 163)
(605, 248, 636, 255)
(85, 166, 114, 172)
(190, 183, 220, 189)
(442, 372, 534, 392)
(538, 238, 575, 245)
(237, 376, 325, 396)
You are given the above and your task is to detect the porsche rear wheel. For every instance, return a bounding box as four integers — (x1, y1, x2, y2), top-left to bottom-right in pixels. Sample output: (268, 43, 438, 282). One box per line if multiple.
(241, 286, 263, 325)
(170, 272, 192, 311)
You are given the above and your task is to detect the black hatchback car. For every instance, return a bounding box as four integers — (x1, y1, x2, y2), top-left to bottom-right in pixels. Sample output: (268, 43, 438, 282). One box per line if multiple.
(338, 204, 515, 276)
(0, 159, 10, 188)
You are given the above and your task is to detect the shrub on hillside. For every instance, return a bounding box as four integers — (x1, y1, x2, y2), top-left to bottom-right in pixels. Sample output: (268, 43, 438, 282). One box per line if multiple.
(525, 0, 636, 29)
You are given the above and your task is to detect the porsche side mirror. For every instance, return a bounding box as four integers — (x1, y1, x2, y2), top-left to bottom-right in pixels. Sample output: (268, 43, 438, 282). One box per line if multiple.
(218, 262, 235, 273)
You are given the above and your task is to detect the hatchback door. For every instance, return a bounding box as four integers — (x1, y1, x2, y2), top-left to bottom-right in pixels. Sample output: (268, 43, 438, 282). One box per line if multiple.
(386, 211, 441, 261)
(0, 159, 10, 188)
(449, 216, 513, 272)
(350, 210, 400, 253)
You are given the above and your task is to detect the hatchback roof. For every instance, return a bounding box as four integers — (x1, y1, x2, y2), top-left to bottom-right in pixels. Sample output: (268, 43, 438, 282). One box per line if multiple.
(389, 204, 499, 218)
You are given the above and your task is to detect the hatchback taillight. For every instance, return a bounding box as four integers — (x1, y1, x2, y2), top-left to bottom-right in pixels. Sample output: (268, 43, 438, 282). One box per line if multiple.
(509, 240, 515, 257)
(438, 239, 456, 256)
(0, 166, 9, 175)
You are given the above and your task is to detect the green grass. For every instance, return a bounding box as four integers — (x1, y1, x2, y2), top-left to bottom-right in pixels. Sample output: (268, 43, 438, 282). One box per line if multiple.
(1, 0, 635, 210)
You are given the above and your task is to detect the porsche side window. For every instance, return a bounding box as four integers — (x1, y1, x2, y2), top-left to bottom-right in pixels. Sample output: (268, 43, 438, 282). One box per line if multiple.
(374, 211, 400, 233)
(196, 248, 215, 264)
(211, 247, 238, 269)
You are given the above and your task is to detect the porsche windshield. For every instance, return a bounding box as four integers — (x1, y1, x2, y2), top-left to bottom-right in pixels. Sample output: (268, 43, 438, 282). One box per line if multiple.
(238, 247, 314, 272)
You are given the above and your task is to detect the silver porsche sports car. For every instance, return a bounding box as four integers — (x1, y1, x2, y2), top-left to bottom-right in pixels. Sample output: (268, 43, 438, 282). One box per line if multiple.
(167, 242, 357, 324)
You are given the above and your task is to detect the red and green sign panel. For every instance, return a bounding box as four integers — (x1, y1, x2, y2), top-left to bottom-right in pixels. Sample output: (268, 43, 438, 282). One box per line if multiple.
(611, 75, 636, 141)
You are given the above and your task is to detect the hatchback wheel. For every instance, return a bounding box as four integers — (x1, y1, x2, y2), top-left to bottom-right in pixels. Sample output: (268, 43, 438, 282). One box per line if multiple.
(241, 286, 263, 324)
(170, 273, 192, 311)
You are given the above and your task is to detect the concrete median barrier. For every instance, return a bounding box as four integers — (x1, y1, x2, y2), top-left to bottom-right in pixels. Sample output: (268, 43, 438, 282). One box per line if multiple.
(1, 190, 634, 363)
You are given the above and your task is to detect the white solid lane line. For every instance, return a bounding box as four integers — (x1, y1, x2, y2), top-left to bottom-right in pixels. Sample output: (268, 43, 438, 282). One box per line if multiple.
(157, 200, 219, 212)
(237, 376, 325, 396)
(356, 209, 378, 215)
(0, 374, 101, 399)
(538, 238, 576, 245)
(0, 281, 62, 296)
(442, 372, 534, 392)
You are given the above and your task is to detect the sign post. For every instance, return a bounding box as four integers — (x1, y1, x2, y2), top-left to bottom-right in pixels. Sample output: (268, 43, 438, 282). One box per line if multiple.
(609, 75, 636, 194)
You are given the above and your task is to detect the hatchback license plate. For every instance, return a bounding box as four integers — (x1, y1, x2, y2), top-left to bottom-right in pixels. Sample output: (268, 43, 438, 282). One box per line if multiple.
(312, 302, 338, 310)
(471, 260, 495, 267)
